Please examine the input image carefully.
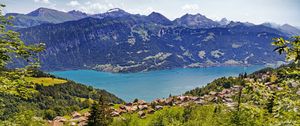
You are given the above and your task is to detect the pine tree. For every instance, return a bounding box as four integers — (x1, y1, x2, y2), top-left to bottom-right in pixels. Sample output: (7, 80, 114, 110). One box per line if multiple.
(88, 95, 112, 126)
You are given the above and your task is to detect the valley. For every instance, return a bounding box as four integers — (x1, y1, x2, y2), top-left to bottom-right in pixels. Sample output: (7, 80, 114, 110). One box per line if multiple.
(0, 1, 299, 126)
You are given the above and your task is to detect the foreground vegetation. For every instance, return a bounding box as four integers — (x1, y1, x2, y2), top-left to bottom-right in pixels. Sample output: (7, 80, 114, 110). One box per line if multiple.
(110, 104, 287, 126)
(107, 37, 300, 125)
(0, 5, 123, 125)
(0, 74, 123, 124)
(110, 63, 299, 126)
(0, 3, 299, 126)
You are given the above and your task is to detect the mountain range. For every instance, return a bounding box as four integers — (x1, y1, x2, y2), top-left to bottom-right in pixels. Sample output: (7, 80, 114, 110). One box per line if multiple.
(7, 8, 299, 72)
(7, 7, 300, 34)
(5, 7, 88, 28)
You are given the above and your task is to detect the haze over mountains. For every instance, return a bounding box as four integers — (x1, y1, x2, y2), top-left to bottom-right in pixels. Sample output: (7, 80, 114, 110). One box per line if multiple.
(7, 7, 299, 72)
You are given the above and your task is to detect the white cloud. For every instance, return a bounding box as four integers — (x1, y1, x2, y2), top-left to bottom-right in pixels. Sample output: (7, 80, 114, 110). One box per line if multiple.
(67, 1, 80, 7)
(34, 0, 50, 4)
(181, 4, 200, 11)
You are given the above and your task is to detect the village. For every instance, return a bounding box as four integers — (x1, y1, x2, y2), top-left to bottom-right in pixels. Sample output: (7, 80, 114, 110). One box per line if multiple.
(48, 84, 242, 126)
(48, 71, 300, 126)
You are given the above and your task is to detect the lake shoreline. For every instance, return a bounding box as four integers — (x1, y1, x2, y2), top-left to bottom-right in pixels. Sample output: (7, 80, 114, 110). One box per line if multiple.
(51, 65, 265, 102)
(48, 63, 265, 73)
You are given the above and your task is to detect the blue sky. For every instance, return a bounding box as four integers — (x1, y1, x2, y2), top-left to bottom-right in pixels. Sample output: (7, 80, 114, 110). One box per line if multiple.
(2, 0, 300, 26)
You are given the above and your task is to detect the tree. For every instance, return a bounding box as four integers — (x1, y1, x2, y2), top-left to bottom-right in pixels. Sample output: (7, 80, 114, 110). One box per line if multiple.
(88, 95, 112, 126)
(0, 4, 44, 98)
(236, 36, 300, 125)
(272, 36, 300, 63)
(0, 110, 46, 126)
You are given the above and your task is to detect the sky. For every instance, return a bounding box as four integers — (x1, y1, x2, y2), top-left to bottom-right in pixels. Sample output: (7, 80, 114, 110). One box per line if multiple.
(2, 0, 300, 27)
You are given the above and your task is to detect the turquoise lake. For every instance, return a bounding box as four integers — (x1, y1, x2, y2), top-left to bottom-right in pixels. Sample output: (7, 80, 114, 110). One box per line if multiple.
(51, 66, 264, 102)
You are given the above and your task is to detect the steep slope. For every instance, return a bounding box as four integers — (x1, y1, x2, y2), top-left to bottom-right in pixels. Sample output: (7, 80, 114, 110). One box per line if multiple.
(0, 71, 124, 121)
(18, 15, 286, 72)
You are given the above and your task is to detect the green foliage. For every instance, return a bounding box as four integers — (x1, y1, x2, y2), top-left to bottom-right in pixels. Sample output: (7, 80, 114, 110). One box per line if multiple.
(148, 106, 185, 126)
(111, 99, 299, 126)
(0, 3, 299, 125)
(0, 110, 46, 126)
(182, 36, 300, 126)
(110, 105, 234, 126)
(272, 36, 300, 63)
(0, 73, 123, 121)
(44, 109, 57, 120)
(185, 76, 244, 97)
(0, 4, 44, 98)
(231, 37, 300, 125)
(88, 96, 113, 126)
(25, 77, 67, 86)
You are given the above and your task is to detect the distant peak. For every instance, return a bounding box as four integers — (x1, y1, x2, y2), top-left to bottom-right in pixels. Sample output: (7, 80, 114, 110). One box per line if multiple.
(220, 18, 228, 22)
(68, 10, 80, 13)
(183, 13, 205, 17)
(218, 18, 230, 26)
(227, 21, 243, 27)
(36, 7, 47, 10)
(27, 7, 57, 16)
(147, 12, 171, 25)
(68, 10, 88, 16)
(68, 10, 86, 14)
(149, 12, 161, 15)
(226, 21, 254, 27)
(107, 8, 125, 13)
(182, 13, 192, 17)
(195, 13, 205, 16)
(282, 24, 292, 27)
(35, 7, 55, 11)
(261, 22, 280, 28)
(178, 13, 208, 21)
(148, 12, 165, 18)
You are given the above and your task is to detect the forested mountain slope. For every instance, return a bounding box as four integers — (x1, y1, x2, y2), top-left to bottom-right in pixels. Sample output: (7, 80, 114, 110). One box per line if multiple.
(0, 71, 123, 123)
(19, 15, 286, 72)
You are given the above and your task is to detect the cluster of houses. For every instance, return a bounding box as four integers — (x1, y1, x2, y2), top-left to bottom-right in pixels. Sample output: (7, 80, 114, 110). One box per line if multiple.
(48, 112, 90, 126)
(48, 86, 240, 126)
(48, 72, 300, 125)
(110, 86, 240, 118)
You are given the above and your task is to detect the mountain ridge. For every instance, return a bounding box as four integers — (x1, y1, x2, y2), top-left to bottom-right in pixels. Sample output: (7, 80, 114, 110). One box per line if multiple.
(18, 14, 286, 72)
(5, 7, 87, 28)
(7, 7, 300, 36)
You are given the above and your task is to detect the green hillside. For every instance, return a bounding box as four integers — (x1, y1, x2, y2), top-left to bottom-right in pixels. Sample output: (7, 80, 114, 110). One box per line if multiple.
(107, 36, 300, 126)
(0, 72, 124, 124)
(1, 3, 300, 126)
(108, 63, 299, 126)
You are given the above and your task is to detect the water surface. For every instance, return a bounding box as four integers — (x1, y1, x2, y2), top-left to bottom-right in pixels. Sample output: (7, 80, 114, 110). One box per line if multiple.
(51, 66, 264, 102)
